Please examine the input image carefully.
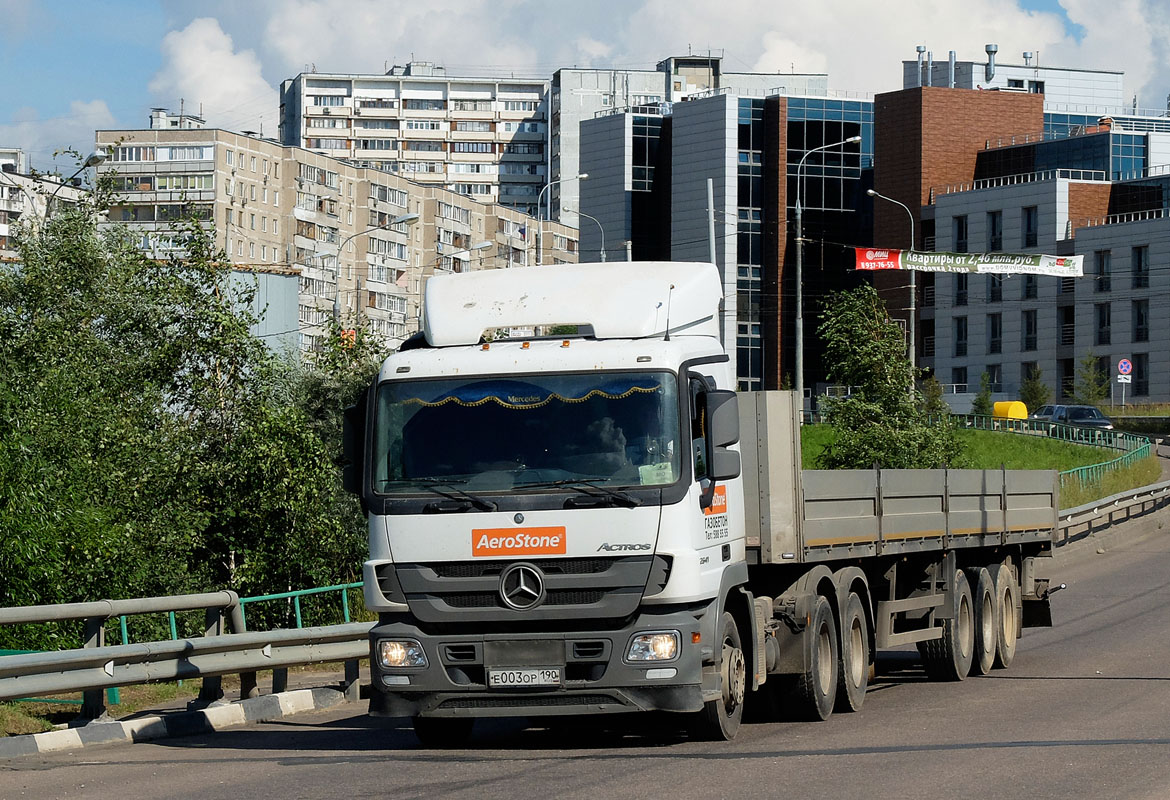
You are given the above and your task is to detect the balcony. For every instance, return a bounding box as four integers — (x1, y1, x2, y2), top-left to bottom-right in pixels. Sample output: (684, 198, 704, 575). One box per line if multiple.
(1060, 324, 1075, 346)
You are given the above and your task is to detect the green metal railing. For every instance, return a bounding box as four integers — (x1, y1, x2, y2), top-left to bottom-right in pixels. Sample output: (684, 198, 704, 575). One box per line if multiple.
(954, 414, 1153, 489)
(236, 582, 363, 631)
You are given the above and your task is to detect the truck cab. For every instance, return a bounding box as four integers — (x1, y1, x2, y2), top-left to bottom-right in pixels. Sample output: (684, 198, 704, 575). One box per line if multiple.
(345, 262, 751, 743)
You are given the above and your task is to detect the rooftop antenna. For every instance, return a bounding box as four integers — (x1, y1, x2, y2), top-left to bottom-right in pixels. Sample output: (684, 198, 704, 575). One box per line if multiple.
(664, 284, 676, 341)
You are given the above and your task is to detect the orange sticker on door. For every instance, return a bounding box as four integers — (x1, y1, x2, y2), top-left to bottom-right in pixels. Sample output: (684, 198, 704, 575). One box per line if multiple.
(704, 485, 728, 516)
(472, 527, 567, 557)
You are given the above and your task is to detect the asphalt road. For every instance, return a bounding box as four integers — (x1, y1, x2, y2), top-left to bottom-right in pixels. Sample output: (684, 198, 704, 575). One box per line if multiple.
(4, 518, 1170, 800)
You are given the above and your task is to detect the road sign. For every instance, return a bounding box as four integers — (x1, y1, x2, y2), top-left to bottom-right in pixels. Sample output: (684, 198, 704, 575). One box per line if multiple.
(1117, 375, 1132, 384)
(1118, 358, 1133, 375)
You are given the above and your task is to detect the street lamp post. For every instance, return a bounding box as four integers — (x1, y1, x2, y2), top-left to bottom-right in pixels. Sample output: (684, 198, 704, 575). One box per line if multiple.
(329, 212, 419, 321)
(867, 188, 917, 393)
(794, 135, 861, 406)
(536, 173, 587, 265)
(565, 206, 605, 262)
(43, 149, 107, 227)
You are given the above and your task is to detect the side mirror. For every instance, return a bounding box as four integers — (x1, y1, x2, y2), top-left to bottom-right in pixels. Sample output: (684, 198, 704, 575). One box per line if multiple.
(706, 390, 741, 481)
(342, 386, 371, 495)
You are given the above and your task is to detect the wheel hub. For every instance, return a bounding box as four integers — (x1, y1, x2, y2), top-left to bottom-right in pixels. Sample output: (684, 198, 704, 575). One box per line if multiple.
(722, 644, 746, 710)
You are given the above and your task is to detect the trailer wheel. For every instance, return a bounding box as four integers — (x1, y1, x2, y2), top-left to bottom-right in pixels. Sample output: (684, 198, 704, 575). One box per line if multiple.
(991, 562, 1021, 668)
(968, 567, 997, 676)
(785, 595, 838, 721)
(835, 592, 870, 712)
(693, 611, 745, 741)
(917, 569, 974, 681)
(412, 716, 474, 748)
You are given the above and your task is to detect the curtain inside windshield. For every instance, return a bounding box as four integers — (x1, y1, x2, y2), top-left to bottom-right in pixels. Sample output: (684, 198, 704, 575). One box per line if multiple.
(374, 372, 680, 492)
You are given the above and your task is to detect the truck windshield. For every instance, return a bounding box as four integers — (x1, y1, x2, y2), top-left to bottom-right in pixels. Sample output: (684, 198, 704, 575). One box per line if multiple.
(373, 371, 681, 494)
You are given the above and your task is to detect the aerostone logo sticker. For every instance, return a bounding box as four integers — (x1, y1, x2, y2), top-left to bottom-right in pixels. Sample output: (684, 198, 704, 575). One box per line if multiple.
(472, 527, 567, 557)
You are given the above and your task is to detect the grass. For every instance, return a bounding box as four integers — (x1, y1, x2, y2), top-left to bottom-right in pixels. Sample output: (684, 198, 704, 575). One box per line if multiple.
(1060, 455, 1162, 508)
(801, 424, 1159, 507)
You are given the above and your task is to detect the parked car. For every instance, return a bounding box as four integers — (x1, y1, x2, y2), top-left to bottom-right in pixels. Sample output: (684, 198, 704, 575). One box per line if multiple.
(1029, 404, 1055, 421)
(1049, 404, 1114, 442)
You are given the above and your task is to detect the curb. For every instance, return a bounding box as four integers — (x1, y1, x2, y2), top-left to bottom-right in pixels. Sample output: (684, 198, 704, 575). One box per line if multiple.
(0, 686, 353, 759)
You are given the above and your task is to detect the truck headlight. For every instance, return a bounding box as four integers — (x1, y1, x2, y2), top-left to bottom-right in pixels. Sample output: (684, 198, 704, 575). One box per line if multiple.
(378, 639, 428, 668)
(626, 631, 679, 662)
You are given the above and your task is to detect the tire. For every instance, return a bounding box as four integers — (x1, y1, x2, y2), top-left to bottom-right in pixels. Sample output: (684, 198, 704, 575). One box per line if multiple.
(693, 611, 746, 741)
(835, 592, 870, 713)
(917, 569, 974, 681)
(412, 716, 474, 748)
(968, 567, 997, 676)
(991, 562, 1021, 669)
(785, 595, 839, 721)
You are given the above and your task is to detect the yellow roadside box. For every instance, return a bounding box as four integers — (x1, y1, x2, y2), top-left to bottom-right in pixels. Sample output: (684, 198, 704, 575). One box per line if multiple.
(993, 400, 1027, 420)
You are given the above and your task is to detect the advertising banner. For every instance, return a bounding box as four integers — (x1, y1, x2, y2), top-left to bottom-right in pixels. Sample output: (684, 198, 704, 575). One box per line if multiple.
(855, 248, 1083, 277)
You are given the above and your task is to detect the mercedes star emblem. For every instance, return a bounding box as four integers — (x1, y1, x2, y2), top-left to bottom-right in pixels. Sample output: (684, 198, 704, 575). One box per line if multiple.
(499, 563, 545, 611)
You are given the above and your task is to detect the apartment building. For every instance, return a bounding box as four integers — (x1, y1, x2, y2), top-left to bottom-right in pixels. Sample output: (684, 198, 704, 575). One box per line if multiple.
(0, 147, 86, 260)
(279, 62, 548, 216)
(94, 124, 576, 354)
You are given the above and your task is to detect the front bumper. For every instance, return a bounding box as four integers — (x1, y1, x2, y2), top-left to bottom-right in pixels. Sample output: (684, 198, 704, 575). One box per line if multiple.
(369, 604, 715, 718)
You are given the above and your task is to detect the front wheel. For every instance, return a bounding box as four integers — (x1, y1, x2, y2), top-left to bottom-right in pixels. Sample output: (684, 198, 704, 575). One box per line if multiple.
(693, 611, 745, 741)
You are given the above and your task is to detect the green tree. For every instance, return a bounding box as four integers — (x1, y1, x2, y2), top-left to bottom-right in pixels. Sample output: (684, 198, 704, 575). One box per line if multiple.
(816, 286, 961, 469)
(918, 375, 949, 418)
(971, 372, 994, 417)
(1072, 352, 1109, 407)
(1019, 365, 1051, 413)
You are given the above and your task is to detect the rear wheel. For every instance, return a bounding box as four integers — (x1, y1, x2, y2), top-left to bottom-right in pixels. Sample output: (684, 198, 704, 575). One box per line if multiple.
(412, 716, 474, 748)
(969, 567, 997, 676)
(785, 595, 838, 721)
(693, 611, 745, 741)
(917, 569, 974, 681)
(835, 592, 870, 712)
(991, 562, 1021, 668)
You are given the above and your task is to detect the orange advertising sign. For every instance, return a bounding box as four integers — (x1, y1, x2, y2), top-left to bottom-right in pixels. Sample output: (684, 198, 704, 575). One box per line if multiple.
(472, 527, 567, 557)
(704, 485, 727, 516)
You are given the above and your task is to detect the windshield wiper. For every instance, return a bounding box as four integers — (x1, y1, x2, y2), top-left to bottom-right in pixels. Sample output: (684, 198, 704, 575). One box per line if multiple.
(383, 478, 497, 512)
(521, 478, 642, 508)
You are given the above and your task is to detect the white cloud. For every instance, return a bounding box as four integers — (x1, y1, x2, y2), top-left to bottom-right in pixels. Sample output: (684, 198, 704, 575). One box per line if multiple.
(0, 99, 114, 171)
(149, 17, 277, 134)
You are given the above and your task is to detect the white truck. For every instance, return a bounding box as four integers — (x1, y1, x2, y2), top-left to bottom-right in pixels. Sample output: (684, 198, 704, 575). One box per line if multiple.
(344, 262, 1058, 744)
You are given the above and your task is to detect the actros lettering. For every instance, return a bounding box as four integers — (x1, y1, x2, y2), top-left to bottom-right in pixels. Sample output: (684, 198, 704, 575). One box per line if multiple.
(597, 542, 652, 552)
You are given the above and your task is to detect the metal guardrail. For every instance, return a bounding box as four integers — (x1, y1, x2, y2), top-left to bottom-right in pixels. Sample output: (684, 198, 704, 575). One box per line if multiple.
(0, 592, 243, 720)
(1055, 479, 1170, 547)
(0, 586, 369, 720)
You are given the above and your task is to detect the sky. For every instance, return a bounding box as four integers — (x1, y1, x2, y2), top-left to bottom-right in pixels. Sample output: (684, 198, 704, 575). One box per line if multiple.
(2, 0, 1168, 171)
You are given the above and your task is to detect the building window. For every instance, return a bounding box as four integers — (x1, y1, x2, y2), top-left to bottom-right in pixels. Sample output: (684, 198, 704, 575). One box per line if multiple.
(403, 98, 445, 111)
(987, 313, 1002, 354)
(1133, 352, 1149, 395)
(986, 363, 1002, 393)
(1059, 306, 1075, 345)
(1021, 274, 1036, 300)
(1095, 250, 1111, 292)
(1132, 245, 1149, 288)
(987, 275, 1002, 302)
(951, 367, 968, 392)
(1133, 299, 1150, 342)
(1022, 309, 1037, 351)
(954, 316, 968, 357)
(954, 273, 967, 306)
(1095, 303, 1111, 346)
(1022, 206, 1038, 247)
(1008, 78, 1025, 89)
(1029, 80, 1045, 94)
(987, 210, 1003, 251)
(225, 150, 233, 166)
(1020, 361, 1037, 390)
(953, 215, 968, 252)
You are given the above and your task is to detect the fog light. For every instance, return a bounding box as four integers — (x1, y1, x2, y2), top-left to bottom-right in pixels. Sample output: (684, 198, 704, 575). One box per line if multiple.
(378, 639, 427, 668)
(627, 631, 679, 662)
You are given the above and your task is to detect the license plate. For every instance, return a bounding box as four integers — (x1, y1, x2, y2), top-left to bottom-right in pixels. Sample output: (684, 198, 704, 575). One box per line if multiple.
(487, 667, 562, 688)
